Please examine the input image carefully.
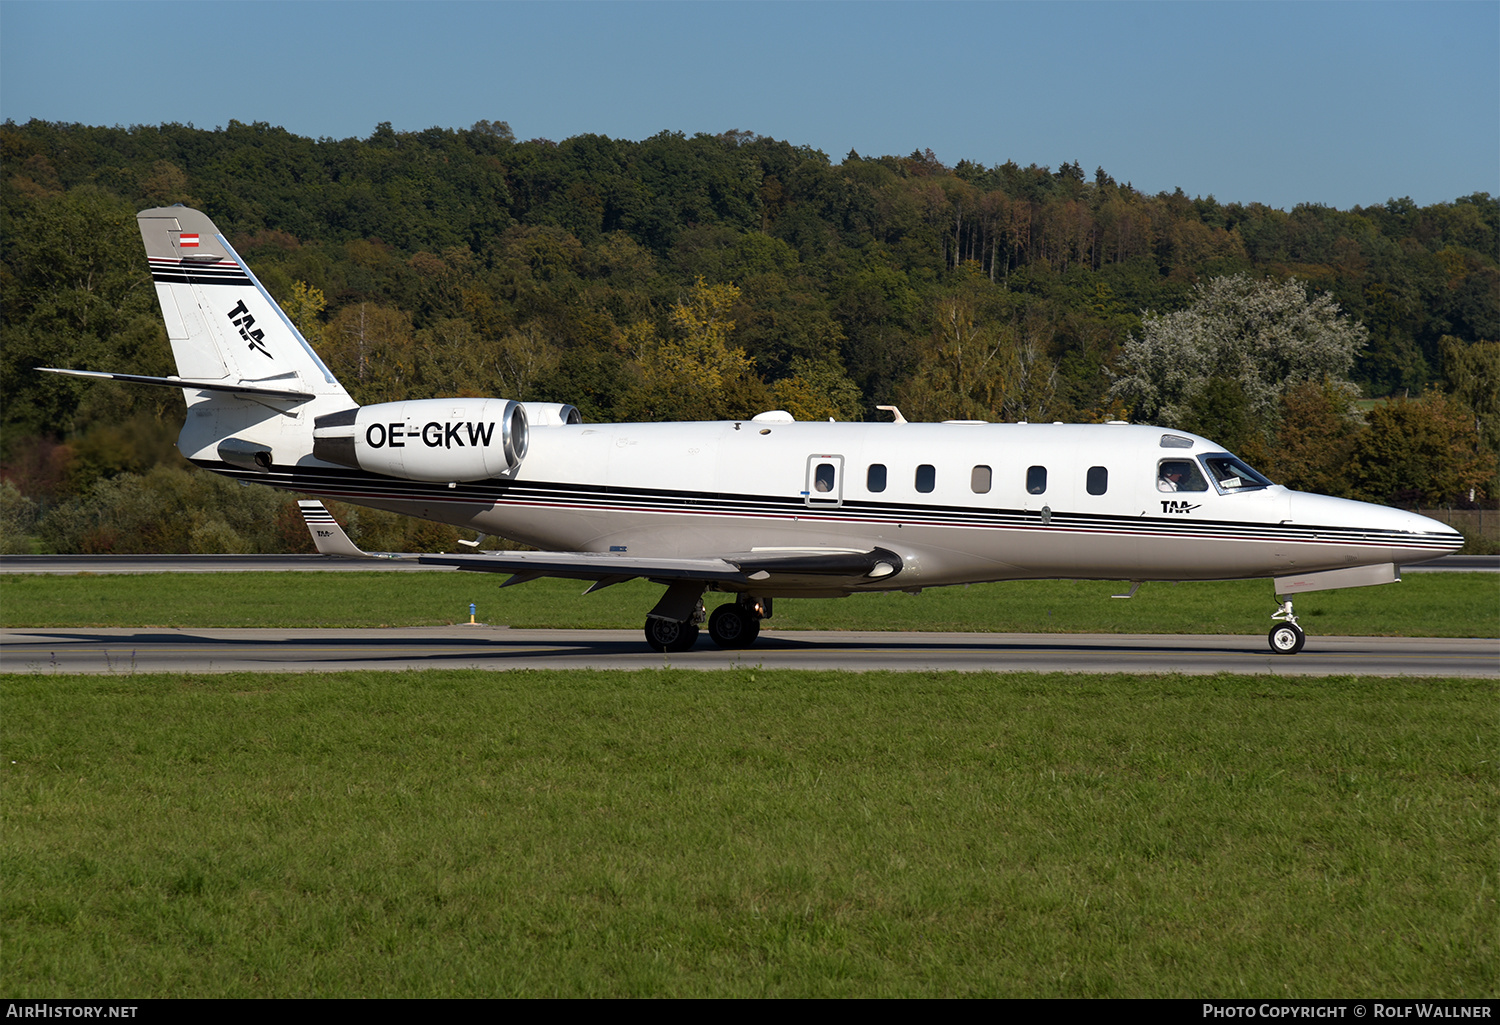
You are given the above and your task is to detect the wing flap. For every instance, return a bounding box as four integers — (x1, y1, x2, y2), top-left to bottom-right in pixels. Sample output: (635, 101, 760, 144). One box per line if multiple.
(419, 550, 746, 582)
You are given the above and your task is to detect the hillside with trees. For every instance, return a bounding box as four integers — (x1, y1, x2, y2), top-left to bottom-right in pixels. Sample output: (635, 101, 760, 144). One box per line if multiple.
(1, 118, 1494, 553)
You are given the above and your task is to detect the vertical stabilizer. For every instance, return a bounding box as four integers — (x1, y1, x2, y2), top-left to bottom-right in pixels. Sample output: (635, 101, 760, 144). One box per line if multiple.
(136, 207, 355, 466)
(137, 206, 351, 405)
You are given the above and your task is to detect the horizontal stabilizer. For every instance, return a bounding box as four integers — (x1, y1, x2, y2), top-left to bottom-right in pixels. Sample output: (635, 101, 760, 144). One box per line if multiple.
(37, 367, 314, 401)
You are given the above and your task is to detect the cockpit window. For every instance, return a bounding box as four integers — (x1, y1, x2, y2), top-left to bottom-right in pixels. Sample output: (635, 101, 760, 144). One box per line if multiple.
(1199, 454, 1273, 493)
(1157, 459, 1208, 492)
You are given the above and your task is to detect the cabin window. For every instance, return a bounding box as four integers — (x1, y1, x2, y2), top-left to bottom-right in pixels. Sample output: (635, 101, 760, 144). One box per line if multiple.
(1086, 466, 1108, 495)
(1156, 459, 1208, 493)
(915, 464, 936, 493)
(814, 463, 835, 493)
(1027, 466, 1047, 494)
(867, 464, 887, 493)
(970, 465, 992, 494)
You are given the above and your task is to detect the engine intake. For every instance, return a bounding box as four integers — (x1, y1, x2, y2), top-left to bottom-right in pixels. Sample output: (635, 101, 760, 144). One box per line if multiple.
(313, 398, 528, 481)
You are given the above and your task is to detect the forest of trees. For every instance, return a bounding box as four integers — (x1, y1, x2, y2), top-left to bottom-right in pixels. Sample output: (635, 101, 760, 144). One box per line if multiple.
(0, 118, 1495, 553)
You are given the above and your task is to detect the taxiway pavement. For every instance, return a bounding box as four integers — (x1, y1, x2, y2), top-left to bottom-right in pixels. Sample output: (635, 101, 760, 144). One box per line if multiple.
(2, 627, 1494, 677)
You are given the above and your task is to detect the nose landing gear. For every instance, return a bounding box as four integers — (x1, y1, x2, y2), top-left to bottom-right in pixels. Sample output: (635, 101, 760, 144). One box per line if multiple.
(1268, 599, 1306, 654)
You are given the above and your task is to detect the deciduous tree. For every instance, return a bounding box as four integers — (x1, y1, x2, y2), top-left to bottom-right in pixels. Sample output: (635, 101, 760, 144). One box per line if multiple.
(1112, 274, 1366, 443)
(620, 278, 757, 421)
(1348, 391, 1496, 506)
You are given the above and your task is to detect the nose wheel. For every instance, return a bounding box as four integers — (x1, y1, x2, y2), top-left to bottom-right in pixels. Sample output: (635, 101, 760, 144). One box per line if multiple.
(1268, 599, 1306, 654)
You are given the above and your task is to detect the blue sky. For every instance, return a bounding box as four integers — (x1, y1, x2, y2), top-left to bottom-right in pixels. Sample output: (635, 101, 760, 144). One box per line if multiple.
(2, 1, 1495, 211)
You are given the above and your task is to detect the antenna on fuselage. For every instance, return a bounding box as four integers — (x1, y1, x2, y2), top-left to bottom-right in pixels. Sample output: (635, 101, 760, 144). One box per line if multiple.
(876, 405, 908, 424)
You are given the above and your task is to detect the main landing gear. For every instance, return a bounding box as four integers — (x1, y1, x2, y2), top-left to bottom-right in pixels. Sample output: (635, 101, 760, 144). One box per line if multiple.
(707, 597, 768, 649)
(1268, 599, 1306, 655)
(643, 596, 769, 653)
(644, 614, 699, 653)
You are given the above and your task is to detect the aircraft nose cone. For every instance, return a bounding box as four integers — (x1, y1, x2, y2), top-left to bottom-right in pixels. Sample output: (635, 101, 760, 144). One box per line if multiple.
(1288, 492, 1465, 559)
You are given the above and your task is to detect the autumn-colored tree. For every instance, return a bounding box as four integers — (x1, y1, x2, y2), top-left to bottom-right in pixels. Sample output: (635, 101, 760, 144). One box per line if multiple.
(283, 281, 326, 349)
(1440, 337, 1500, 460)
(322, 303, 416, 404)
(896, 295, 1054, 422)
(1264, 381, 1363, 497)
(770, 356, 864, 422)
(620, 278, 757, 421)
(1347, 390, 1496, 506)
(492, 324, 561, 400)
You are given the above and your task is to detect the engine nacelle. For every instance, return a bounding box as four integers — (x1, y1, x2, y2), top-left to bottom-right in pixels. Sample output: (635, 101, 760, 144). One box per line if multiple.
(313, 398, 528, 481)
(521, 402, 582, 426)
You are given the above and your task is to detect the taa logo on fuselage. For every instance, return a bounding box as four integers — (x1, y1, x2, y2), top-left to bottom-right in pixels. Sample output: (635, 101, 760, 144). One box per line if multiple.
(1161, 500, 1200, 514)
(365, 421, 496, 450)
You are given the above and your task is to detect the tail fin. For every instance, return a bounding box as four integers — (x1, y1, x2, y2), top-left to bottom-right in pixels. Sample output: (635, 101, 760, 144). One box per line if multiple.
(130, 207, 357, 468)
(137, 206, 350, 402)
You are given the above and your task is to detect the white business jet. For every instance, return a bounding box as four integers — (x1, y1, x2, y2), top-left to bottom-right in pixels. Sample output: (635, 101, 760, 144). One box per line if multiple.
(41, 207, 1463, 654)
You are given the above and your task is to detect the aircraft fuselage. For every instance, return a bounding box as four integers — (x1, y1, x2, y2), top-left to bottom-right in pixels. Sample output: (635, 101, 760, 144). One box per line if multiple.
(188, 417, 1459, 597)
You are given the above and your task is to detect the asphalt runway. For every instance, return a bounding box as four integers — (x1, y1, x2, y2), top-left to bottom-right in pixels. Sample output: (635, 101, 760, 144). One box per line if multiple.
(2, 626, 1494, 677)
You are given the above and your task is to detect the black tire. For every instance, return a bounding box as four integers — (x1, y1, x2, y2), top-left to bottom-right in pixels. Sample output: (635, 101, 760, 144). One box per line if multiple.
(645, 617, 698, 653)
(1268, 622, 1306, 655)
(708, 604, 761, 648)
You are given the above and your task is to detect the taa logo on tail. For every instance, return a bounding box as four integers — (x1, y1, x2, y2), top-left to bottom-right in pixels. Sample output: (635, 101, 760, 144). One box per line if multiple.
(226, 300, 271, 358)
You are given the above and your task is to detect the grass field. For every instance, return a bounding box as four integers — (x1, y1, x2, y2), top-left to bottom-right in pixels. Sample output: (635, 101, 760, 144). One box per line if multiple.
(2, 669, 1495, 997)
(3, 571, 1497, 637)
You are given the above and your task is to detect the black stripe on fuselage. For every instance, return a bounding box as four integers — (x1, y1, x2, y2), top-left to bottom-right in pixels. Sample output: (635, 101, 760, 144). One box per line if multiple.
(192, 459, 1461, 552)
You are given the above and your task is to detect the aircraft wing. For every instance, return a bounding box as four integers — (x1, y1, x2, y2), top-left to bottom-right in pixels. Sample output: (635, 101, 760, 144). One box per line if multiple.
(298, 501, 901, 589)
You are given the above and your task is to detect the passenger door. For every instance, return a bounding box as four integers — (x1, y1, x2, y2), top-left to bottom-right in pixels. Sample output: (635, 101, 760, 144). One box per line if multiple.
(804, 455, 844, 508)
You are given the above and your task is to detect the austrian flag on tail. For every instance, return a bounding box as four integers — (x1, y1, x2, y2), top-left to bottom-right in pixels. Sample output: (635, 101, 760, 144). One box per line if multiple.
(179, 233, 199, 248)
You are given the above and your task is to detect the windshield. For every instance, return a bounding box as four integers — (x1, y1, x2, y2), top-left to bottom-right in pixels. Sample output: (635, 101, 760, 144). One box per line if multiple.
(1198, 454, 1274, 493)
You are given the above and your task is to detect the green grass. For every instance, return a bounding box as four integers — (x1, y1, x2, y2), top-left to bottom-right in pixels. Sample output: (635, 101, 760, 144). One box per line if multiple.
(3, 571, 1497, 636)
(3, 669, 1494, 997)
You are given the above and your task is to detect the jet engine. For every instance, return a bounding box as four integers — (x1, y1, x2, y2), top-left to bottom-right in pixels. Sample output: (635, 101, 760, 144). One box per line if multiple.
(521, 402, 582, 426)
(312, 399, 528, 481)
